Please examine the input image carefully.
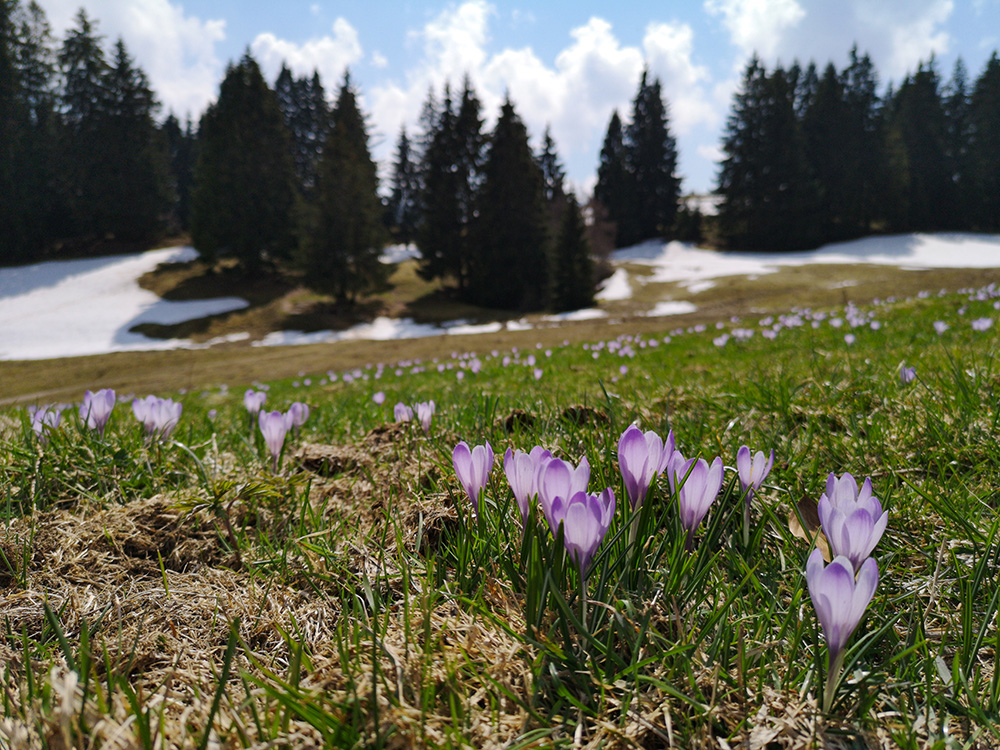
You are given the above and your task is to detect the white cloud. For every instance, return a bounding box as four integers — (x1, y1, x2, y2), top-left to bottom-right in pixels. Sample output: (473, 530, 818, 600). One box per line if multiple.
(37, 0, 225, 118)
(251, 18, 363, 88)
(642, 21, 718, 134)
(704, 0, 806, 59)
(369, 9, 722, 193)
(706, 0, 955, 81)
(371, 50, 389, 69)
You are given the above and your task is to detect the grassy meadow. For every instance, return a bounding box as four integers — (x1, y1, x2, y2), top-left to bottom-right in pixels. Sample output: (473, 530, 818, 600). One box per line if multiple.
(3, 268, 1000, 748)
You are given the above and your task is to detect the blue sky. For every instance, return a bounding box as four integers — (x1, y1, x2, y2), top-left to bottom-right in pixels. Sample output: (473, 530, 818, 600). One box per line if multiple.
(37, 0, 1000, 195)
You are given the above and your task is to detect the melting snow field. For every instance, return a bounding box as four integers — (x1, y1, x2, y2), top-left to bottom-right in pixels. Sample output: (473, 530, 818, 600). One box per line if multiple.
(0, 247, 248, 360)
(1, 234, 998, 361)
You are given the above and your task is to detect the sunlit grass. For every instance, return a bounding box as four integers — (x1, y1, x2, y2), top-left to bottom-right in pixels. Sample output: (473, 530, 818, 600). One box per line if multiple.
(3, 283, 1000, 747)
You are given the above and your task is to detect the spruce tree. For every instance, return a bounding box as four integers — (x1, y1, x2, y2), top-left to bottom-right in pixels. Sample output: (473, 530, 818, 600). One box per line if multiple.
(275, 64, 329, 198)
(969, 53, 1000, 230)
(162, 113, 195, 232)
(888, 60, 954, 230)
(469, 96, 548, 310)
(943, 58, 973, 227)
(550, 194, 594, 312)
(57, 8, 110, 241)
(191, 51, 296, 269)
(717, 58, 821, 250)
(625, 70, 680, 244)
(416, 85, 464, 285)
(537, 124, 565, 203)
(840, 47, 885, 235)
(594, 110, 630, 247)
(101, 37, 170, 242)
(297, 72, 386, 304)
(384, 126, 420, 245)
(803, 63, 851, 240)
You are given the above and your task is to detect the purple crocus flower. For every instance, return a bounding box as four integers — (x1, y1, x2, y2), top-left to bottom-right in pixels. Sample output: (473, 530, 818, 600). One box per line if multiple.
(258, 410, 290, 471)
(503, 446, 554, 525)
(286, 401, 310, 429)
(373, 391, 386, 405)
(737, 445, 774, 505)
(133, 395, 182, 441)
(79, 388, 116, 437)
(244, 389, 266, 417)
(617, 425, 675, 511)
(817, 472, 888, 573)
(394, 402, 413, 422)
(28, 404, 63, 442)
(674, 456, 724, 548)
(536, 456, 591, 538)
(415, 400, 435, 433)
(452, 440, 494, 515)
(899, 365, 916, 385)
(806, 548, 879, 711)
(548, 488, 616, 578)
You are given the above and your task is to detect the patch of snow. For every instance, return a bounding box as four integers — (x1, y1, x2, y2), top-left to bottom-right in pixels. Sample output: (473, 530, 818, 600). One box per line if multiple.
(542, 308, 608, 322)
(380, 244, 421, 264)
(644, 301, 698, 317)
(616, 234, 1000, 289)
(0, 246, 248, 361)
(595, 268, 631, 301)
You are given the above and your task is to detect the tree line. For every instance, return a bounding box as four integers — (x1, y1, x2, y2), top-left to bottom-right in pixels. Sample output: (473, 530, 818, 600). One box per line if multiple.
(715, 47, 1000, 251)
(4, 0, 999, 301)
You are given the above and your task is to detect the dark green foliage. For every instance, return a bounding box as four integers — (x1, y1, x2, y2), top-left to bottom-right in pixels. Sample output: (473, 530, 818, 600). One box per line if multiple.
(56, 9, 111, 241)
(297, 72, 387, 304)
(593, 110, 630, 248)
(549, 195, 594, 312)
(717, 57, 822, 251)
(468, 97, 549, 310)
(100, 38, 171, 242)
(162, 113, 196, 232)
(416, 79, 485, 290)
(383, 126, 421, 245)
(943, 58, 973, 227)
(969, 53, 1000, 230)
(275, 64, 329, 199)
(416, 85, 464, 286)
(886, 60, 956, 230)
(625, 70, 680, 245)
(537, 124, 565, 204)
(191, 52, 296, 270)
(0, 0, 60, 261)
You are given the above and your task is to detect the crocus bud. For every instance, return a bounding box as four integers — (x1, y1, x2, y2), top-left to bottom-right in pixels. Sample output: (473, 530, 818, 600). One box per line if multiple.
(736, 445, 774, 504)
(617, 425, 675, 511)
(394, 402, 413, 422)
(536, 456, 591, 538)
(286, 401, 310, 428)
(452, 440, 494, 515)
(80, 388, 116, 437)
(244, 389, 266, 417)
(415, 400, 435, 433)
(818, 472, 888, 573)
(259, 410, 289, 471)
(503, 446, 553, 525)
(548, 488, 616, 578)
(675, 456, 724, 548)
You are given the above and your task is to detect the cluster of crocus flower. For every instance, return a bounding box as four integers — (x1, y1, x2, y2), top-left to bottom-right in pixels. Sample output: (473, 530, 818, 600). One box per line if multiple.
(393, 400, 434, 433)
(132, 395, 182, 442)
(806, 472, 886, 712)
(79, 388, 116, 437)
(453, 427, 777, 588)
(28, 404, 65, 442)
